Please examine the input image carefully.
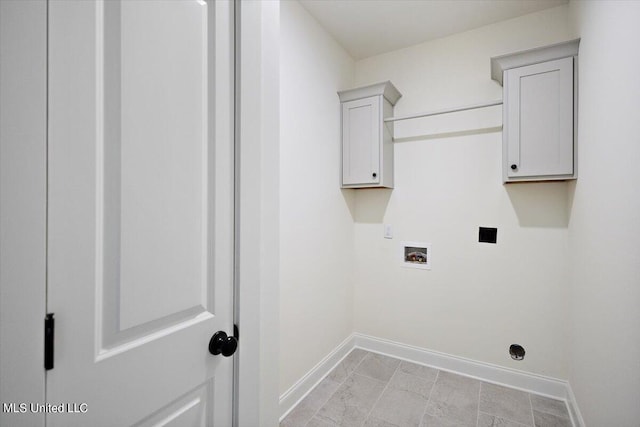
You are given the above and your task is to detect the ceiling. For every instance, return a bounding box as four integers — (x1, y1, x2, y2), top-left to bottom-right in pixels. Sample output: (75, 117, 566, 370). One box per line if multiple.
(298, 0, 568, 60)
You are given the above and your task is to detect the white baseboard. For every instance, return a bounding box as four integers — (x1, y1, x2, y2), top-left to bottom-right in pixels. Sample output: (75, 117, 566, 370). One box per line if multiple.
(279, 334, 355, 421)
(565, 382, 586, 427)
(354, 333, 568, 400)
(280, 332, 584, 427)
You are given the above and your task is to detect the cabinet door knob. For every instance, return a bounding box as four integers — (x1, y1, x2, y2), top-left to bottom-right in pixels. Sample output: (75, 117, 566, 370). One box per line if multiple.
(372, 172, 377, 178)
(510, 164, 518, 170)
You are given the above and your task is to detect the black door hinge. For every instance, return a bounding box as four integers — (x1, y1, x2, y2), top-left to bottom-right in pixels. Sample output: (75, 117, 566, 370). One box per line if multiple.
(44, 313, 54, 370)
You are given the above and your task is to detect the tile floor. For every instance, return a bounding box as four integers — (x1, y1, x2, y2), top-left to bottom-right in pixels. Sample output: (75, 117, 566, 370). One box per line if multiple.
(281, 349, 572, 427)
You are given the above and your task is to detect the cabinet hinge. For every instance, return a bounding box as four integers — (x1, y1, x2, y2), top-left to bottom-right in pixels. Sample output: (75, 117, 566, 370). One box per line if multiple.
(44, 313, 54, 370)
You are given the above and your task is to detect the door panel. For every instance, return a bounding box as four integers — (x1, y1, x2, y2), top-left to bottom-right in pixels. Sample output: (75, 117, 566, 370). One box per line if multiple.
(47, 1, 234, 426)
(119, 0, 209, 330)
(132, 381, 212, 427)
(102, 0, 210, 340)
(342, 96, 380, 185)
(506, 57, 573, 178)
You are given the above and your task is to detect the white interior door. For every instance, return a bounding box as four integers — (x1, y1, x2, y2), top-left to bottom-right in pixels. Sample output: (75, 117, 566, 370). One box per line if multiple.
(47, 1, 235, 426)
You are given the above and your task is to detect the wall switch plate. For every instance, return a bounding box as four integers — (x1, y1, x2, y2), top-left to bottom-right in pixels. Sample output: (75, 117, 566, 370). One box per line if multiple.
(384, 224, 393, 239)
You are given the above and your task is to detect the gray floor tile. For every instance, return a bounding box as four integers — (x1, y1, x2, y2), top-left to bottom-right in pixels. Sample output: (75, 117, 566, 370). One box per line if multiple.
(424, 371, 480, 427)
(398, 361, 439, 382)
(354, 353, 401, 382)
(370, 387, 428, 427)
(420, 413, 464, 427)
(530, 395, 570, 420)
(388, 370, 436, 399)
(316, 373, 386, 427)
(280, 409, 307, 427)
(479, 382, 534, 426)
(280, 406, 314, 427)
(327, 349, 369, 383)
(280, 377, 342, 427)
(285, 352, 572, 427)
(363, 416, 400, 427)
(533, 410, 572, 427)
(478, 412, 531, 427)
(307, 417, 338, 427)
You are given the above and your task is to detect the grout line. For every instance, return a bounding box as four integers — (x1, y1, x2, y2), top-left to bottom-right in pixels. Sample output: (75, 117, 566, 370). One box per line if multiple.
(527, 395, 572, 422)
(351, 350, 371, 376)
(477, 411, 531, 427)
(351, 371, 388, 385)
(419, 369, 440, 425)
(302, 349, 369, 427)
(360, 360, 401, 427)
(477, 384, 535, 427)
(476, 382, 482, 427)
(529, 393, 537, 427)
(334, 351, 390, 386)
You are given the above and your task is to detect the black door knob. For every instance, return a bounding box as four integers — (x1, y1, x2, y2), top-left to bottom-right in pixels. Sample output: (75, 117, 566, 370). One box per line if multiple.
(510, 164, 517, 170)
(372, 172, 377, 178)
(209, 331, 238, 357)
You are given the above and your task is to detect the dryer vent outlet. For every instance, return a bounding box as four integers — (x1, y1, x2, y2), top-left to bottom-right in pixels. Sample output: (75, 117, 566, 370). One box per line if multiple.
(509, 344, 525, 361)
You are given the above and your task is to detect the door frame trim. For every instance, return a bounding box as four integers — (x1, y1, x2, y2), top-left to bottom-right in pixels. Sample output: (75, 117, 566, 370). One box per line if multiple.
(234, 1, 281, 426)
(0, 1, 48, 426)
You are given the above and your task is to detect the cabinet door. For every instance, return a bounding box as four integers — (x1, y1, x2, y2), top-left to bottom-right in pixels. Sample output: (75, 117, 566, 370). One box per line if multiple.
(342, 96, 380, 186)
(505, 57, 574, 179)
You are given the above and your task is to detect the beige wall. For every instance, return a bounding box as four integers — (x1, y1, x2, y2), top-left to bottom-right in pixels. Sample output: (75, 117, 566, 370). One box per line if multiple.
(352, 6, 574, 379)
(279, 0, 356, 394)
(567, 1, 640, 425)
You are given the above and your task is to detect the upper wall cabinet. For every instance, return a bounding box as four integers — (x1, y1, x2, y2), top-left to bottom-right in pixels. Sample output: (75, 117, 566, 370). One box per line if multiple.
(491, 39, 580, 183)
(338, 81, 401, 188)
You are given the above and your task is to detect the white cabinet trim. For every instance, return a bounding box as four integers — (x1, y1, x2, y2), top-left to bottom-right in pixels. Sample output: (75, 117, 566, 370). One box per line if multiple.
(338, 80, 401, 105)
(491, 39, 580, 86)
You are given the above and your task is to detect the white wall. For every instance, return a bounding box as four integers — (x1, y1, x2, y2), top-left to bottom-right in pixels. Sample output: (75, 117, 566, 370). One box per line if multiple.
(280, 2, 640, 422)
(353, 6, 574, 379)
(279, 0, 356, 394)
(567, 1, 640, 425)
